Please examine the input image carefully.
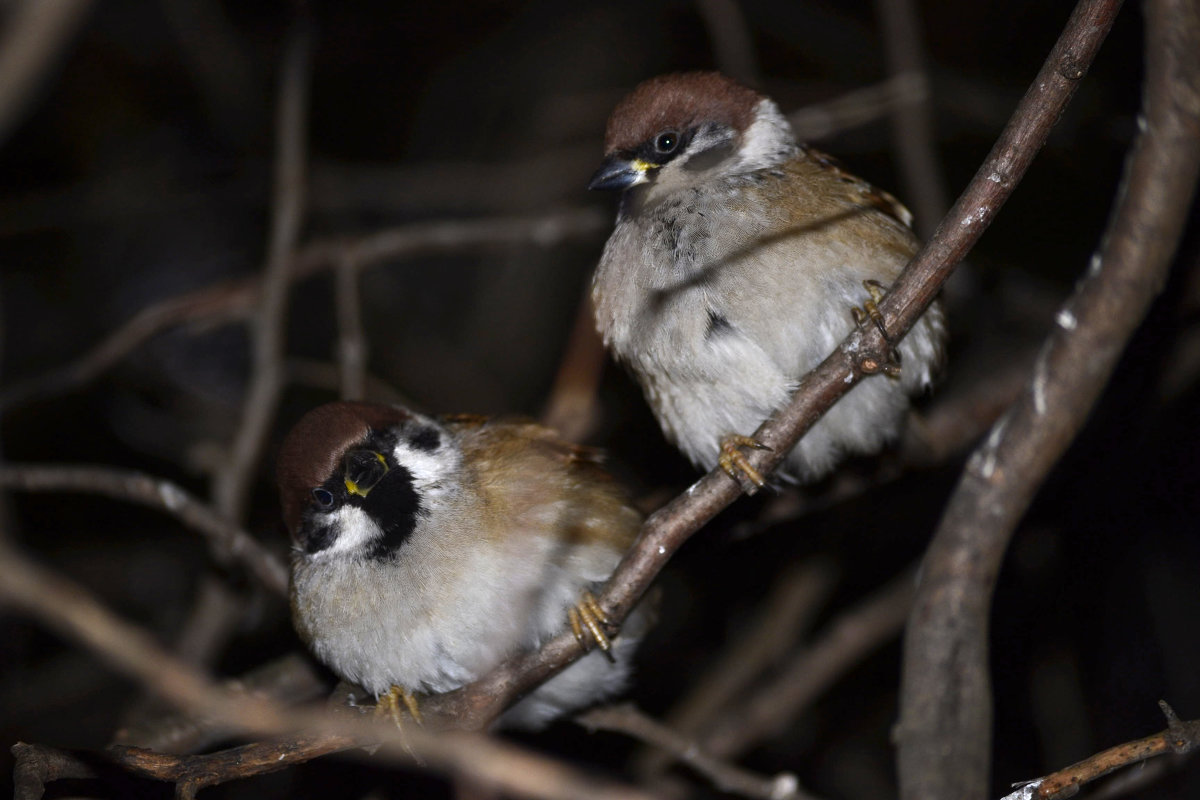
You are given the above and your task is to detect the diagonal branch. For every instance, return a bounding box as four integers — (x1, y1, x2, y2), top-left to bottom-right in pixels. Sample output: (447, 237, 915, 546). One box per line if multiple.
(0, 209, 606, 414)
(577, 704, 812, 800)
(1027, 701, 1200, 799)
(0, 464, 288, 596)
(213, 20, 312, 522)
(897, 0, 1200, 797)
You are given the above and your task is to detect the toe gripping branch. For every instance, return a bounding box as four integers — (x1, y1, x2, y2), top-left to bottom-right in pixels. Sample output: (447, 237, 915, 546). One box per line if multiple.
(570, 591, 616, 662)
(375, 685, 423, 726)
(719, 433, 772, 494)
(851, 279, 902, 378)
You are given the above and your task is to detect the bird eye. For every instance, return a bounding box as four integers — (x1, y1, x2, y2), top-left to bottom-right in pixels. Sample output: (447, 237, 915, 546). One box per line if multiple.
(654, 131, 679, 154)
(311, 488, 335, 509)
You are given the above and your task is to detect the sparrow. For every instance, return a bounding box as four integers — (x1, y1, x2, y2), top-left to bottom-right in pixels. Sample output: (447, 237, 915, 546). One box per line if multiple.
(277, 401, 647, 729)
(588, 71, 946, 487)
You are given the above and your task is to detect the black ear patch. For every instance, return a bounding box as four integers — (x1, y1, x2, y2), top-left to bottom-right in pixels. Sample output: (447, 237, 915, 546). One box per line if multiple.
(682, 137, 734, 174)
(298, 517, 338, 554)
(406, 425, 441, 453)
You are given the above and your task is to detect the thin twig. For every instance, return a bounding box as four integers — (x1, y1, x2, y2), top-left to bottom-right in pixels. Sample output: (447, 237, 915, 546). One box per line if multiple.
(875, 0, 950, 238)
(0, 0, 94, 146)
(286, 357, 413, 406)
(335, 252, 368, 400)
(214, 20, 312, 522)
(111, 653, 326, 753)
(897, 0, 1197, 797)
(579, 704, 812, 800)
(639, 560, 838, 777)
(0, 464, 287, 596)
(540, 292, 608, 442)
(997, 702, 1200, 800)
(787, 74, 929, 143)
(702, 566, 917, 760)
(695, 0, 761, 88)
(0, 209, 606, 414)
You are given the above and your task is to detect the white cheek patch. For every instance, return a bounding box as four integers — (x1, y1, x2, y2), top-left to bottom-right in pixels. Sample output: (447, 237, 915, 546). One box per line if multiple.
(389, 438, 460, 497)
(736, 99, 796, 170)
(315, 505, 383, 559)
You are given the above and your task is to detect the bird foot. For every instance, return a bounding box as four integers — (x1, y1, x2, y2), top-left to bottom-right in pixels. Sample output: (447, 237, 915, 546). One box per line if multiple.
(718, 433, 771, 493)
(850, 279, 902, 378)
(569, 590, 615, 662)
(375, 684, 423, 727)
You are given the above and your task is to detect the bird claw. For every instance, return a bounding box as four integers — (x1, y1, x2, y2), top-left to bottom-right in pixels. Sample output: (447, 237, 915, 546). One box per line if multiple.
(375, 684, 423, 727)
(719, 433, 771, 493)
(569, 590, 615, 662)
(851, 279, 902, 379)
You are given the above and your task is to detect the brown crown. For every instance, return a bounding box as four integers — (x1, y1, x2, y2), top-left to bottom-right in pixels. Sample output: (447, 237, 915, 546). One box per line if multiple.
(603, 72, 762, 155)
(275, 401, 412, 536)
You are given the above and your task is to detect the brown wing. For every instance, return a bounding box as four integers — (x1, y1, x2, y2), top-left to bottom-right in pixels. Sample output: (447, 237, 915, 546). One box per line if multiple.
(452, 418, 642, 552)
(796, 145, 916, 231)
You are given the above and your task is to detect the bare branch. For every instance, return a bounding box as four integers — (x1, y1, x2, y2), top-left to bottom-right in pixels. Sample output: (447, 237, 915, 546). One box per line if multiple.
(702, 566, 917, 760)
(0, 464, 287, 596)
(111, 653, 326, 753)
(1000, 702, 1200, 799)
(540, 293, 608, 442)
(695, 0, 761, 88)
(335, 253, 368, 400)
(0, 209, 606, 414)
(0, 0, 93, 147)
(897, 0, 1198, 797)
(286, 357, 414, 406)
(875, 0, 950, 238)
(578, 704, 813, 800)
(638, 560, 838, 777)
(214, 20, 312, 522)
(0, 279, 254, 411)
(787, 74, 930, 143)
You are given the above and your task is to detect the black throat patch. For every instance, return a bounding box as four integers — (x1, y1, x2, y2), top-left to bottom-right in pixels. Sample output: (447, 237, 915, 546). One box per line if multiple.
(361, 464, 423, 560)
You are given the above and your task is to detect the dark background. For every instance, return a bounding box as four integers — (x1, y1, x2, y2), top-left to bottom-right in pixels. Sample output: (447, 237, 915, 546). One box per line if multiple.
(2, 1, 1198, 798)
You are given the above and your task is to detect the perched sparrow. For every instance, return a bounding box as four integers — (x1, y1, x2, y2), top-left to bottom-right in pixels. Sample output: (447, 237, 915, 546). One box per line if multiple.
(277, 401, 646, 729)
(589, 72, 946, 486)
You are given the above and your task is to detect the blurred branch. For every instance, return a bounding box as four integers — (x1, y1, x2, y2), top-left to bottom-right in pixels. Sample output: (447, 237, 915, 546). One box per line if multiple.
(0, 209, 605, 414)
(0, 281, 253, 411)
(286, 357, 412, 406)
(416, 0, 1124, 734)
(578, 704, 812, 800)
(903, 350, 1036, 467)
(159, 0, 263, 145)
(897, 0, 1197, 797)
(540, 293, 608, 441)
(702, 566, 917, 760)
(0, 0, 93, 147)
(0, 464, 287, 596)
(787, 74, 929, 143)
(639, 559, 838, 777)
(0, 542, 663, 800)
(695, 0, 761, 88)
(111, 653, 326, 753)
(335, 253, 368, 400)
(875, 0, 949, 238)
(214, 19, 312, 522)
